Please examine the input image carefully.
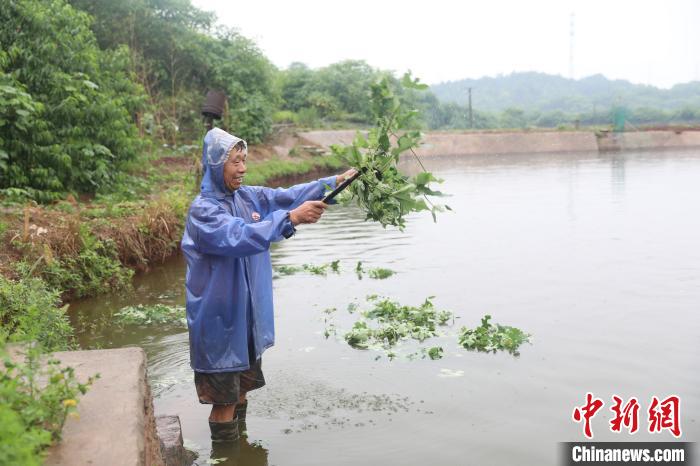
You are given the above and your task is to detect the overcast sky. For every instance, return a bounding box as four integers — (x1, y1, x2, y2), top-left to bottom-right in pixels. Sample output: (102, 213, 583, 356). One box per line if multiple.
(192, 0, 700, 88)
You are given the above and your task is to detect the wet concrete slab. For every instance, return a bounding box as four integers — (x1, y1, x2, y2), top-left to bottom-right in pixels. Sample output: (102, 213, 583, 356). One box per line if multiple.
(44, 347, 164, 466)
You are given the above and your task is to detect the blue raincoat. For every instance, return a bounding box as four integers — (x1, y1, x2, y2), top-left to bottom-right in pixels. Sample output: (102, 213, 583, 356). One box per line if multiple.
(181, 128, 336, 373)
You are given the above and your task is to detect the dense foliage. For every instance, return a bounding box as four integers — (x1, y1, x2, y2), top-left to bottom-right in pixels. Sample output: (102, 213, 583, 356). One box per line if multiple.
(333, 74, 449, 229)
(0, 0, 143, 201)
(0, 276, 74, 352)
(13, 222, 134, 300)
(0, 273, 92, 462)
(68, 0, 279, 145)
(1, 0, 282, 201)
(278, 61, 381, 124)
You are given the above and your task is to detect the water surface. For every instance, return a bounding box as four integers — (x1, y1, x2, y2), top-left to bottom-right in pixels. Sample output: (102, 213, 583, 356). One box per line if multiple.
(71, 149, 700, 465)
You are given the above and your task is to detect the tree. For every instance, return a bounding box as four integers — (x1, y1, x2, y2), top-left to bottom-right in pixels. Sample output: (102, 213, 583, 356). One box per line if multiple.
(278, 62, 315, 112)
(68, 0, 279, 144)
(0, 0, 143, 200)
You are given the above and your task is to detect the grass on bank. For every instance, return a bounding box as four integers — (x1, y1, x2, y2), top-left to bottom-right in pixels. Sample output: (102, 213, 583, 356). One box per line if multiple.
(0, 276, 95, 464)
(0, 344, 99, 466)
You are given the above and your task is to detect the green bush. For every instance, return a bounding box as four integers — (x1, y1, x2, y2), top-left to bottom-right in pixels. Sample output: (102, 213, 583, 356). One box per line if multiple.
(0, 403, 48, 466)
(0, 0, 143, 200)
(0, 344, 98, 464)
(296, 107, 320, 127)
(0, 277, 74, 351)
(39, 228, 133, 299)
(273, 110, 297, 124)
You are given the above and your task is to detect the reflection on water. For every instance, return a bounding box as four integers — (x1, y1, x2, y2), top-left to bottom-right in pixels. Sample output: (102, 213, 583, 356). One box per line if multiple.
(70, 150, 700, 466)
(210, 436, 269, 466)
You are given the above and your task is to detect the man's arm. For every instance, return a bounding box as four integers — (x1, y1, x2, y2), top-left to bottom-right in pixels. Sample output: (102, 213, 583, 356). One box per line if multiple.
(257, 169, 357, 214)
(257, 176, 336, 214)
(187, 200, 294, 257)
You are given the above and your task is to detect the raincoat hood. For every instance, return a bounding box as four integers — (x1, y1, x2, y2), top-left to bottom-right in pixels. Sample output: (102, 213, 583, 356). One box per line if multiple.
(201, 128, 248, 196)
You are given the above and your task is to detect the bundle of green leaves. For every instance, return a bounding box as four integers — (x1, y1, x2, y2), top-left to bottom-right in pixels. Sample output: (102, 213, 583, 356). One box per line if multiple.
(332, 73, 450, 230)
(458, 314, 530, 356)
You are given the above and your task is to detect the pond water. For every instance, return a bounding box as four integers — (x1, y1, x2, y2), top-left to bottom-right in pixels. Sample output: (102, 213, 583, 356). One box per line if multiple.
(70, 150, 700, 465)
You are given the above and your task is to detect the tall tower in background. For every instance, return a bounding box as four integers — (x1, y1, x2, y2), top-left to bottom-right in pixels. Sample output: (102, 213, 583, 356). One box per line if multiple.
(569, 11, 575, 80)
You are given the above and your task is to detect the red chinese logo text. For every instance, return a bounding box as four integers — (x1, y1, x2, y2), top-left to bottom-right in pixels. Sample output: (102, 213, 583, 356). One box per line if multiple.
(610, 395, 640, 434)
(572, 393, 681, 439)
(648, 395, 681, 438)
(572, 392, 604, 439)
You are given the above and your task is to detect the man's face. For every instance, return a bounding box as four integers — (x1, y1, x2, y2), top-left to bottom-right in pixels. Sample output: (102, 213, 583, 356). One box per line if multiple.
(223, 147, 247, 191)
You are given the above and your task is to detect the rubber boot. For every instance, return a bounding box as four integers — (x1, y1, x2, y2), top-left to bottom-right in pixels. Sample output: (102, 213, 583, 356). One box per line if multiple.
(209, 416, 239, 443)
(235, 400, 248, 422)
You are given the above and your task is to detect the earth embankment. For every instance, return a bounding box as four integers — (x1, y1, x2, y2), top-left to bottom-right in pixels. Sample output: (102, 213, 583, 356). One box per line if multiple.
(300, 129, 700, 155)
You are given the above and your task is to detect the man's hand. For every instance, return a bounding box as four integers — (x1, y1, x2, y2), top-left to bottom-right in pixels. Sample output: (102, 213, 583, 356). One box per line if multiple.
(336, 168, 358, 186)
(289, 201, 328, 226)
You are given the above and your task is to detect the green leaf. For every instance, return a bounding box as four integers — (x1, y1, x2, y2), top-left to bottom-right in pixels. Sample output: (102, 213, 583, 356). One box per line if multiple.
(82, 80, 99, 90)
(414, 171, 435, 186)
(458, 315, 531, 356)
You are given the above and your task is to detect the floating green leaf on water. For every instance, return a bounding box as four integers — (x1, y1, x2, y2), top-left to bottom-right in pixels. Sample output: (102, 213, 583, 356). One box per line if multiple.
(365, 296, 453, 328)
(323, 324, 337, 339)
(274, 261, 342, 277)
(302, 263, 330, 275)
(353, 262, 395, 280)
(458, 314, 530, 356)
(343, 296, 453, 354)
(276, 265, 302, 276)
(114, 304, 186, 326)
(355, 261, 364, 279)
(368, 267, 395, 279)
(426, 346, 444, 360)
(321, 307, 338, 338)
(345, 321, 372, 349)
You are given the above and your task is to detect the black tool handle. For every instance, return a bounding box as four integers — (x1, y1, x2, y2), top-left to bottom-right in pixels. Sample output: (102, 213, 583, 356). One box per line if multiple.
(322, 170, 362, 203)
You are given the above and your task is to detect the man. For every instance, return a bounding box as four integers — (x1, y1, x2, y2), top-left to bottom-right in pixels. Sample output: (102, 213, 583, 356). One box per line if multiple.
(181, 128, 355, 443)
